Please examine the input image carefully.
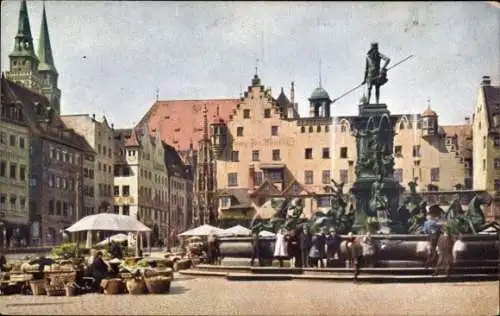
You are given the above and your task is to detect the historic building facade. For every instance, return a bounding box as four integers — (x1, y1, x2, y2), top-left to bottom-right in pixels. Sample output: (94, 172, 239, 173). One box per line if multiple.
(209, 73, 472, 222)
(1, 2, 95, 245)
(0, 79, 31, 248)
(1, 78, 94, 246)
(472, 76, 500, 220)
(163, 143, 193, 247)
(113, 128, 169, 244)
(60, 114, 116, 216)
(139, 73, 474, 225)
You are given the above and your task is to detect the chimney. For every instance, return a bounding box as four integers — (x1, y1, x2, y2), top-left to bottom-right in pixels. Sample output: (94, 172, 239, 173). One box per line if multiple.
(92, 113, 96, 120)
(111, 123, 114, 130)
(290, 81, 295, 107)
(464, 116, 470, 125)
(481, 76, 491, 86)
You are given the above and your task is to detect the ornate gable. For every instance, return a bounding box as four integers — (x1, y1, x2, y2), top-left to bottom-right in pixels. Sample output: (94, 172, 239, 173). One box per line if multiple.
(251, 179, 281, 197)
(282, 180, 309, 196)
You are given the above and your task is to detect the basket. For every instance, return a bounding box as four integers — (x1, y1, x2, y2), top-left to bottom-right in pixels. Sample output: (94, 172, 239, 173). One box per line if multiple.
(126, 278, 146, 295)
(49, 272, 76, 287)
(101, 278, 124, 295)
(29, 279, 47, 296)
(144, 276, 172, 294)
(45, 284, 65, 296)
(156, 268, 173, 278)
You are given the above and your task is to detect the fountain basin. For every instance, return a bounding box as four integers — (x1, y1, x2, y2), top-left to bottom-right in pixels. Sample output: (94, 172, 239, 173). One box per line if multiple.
(219, 234, 499, 266)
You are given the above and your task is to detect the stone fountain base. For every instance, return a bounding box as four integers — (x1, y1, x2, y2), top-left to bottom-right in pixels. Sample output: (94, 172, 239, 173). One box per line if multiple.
(218, 234, 499, 268)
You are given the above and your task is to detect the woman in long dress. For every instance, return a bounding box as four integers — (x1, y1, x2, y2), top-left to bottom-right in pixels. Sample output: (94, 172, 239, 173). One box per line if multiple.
(273, 228, 288, 267)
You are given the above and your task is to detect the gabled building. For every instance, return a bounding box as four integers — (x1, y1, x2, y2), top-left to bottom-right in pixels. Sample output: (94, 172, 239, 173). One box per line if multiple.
(60, 114, 116, 217)
(472, 75, 500, 220)
(113, 127, 169, 246)
(1, 77, 94, 246)
(212, 73, 472, 223)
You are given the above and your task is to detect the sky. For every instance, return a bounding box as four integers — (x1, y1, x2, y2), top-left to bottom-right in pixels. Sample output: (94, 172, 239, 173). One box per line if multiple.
(1, 1, 499, 128)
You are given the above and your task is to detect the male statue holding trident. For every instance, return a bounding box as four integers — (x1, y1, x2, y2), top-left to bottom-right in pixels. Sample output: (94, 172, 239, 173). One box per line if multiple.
(362, 42, 391, 104)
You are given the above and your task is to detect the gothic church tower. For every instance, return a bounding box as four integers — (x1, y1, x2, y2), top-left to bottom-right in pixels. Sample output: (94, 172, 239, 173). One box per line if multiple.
(6, 0, 61, 113)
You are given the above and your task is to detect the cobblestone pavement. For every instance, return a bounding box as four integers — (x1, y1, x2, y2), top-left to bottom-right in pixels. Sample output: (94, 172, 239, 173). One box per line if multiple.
(1, 274, 498, 315)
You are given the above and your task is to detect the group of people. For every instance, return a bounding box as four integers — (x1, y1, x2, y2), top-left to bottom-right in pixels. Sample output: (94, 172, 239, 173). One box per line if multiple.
(251, 226, 376, 272)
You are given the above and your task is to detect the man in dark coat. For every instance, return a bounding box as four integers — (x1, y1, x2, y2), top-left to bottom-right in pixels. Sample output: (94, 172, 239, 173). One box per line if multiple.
(89, 251, 108, 291)
(286, 229, 301, 268)
(433, 228, 454, 276)
(299, 225, 311, 267)
(250, 231, 263, 266)
(326, 229, 342, 267)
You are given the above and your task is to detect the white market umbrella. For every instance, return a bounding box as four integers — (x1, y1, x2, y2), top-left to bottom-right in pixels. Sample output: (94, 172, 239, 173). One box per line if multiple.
(221, 225, 252, 236)
(178, 224, 225, 237)
(259, 230, 275, 237)
(66, 213, 152, 233)
(96, 233, 129, 246)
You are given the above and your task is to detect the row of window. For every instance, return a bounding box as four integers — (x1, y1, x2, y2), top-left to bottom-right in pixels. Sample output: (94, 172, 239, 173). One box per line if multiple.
(171, 179, 185, 191)
(1, 103, 24, 122)
(48, 174, 76, 191)
(0, 161, 27, 181)
(236, 125, 279, 137)
(97, 162, 113, 175)
(98, 183, 112, 197)
(96, 144, 113, 159)
(83, 168, 95, 179)
(48, 146, 81, 165)
(171, 194, 184, 206)
(230, 144, 479, 163)
(226, 168, 446, 187)
(483, 136, 500, 148)
(482, 159, 500, 170)
(138, 207, 166, 223)
(83, 185, 95, 197)
(0, 193, 27, 211)
(0, 132, 26, 149)
(48, 199, 74, 217)
(114, 165, 131, 177)
(112, 205, 130, 216)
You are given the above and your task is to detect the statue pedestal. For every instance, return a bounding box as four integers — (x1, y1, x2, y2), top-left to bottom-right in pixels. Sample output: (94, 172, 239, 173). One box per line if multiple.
(351, 101, 405, 233)
(351, 177, 403, 233)
(358, 103, 390, 116)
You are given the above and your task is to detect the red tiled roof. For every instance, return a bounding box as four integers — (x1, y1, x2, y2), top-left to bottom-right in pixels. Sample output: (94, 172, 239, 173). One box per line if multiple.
(136, 99, 239, 151)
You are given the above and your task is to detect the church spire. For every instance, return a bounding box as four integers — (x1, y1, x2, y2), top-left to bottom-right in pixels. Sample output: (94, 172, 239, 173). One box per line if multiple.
(38, 3, 57, 74)
(36, 2, 61, 113)
(9, 0, 37, 60)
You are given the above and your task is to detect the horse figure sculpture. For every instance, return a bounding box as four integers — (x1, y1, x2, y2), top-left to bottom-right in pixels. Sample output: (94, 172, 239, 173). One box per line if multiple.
(308, 184, 355, 234)
(446, 195, 489, 234)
